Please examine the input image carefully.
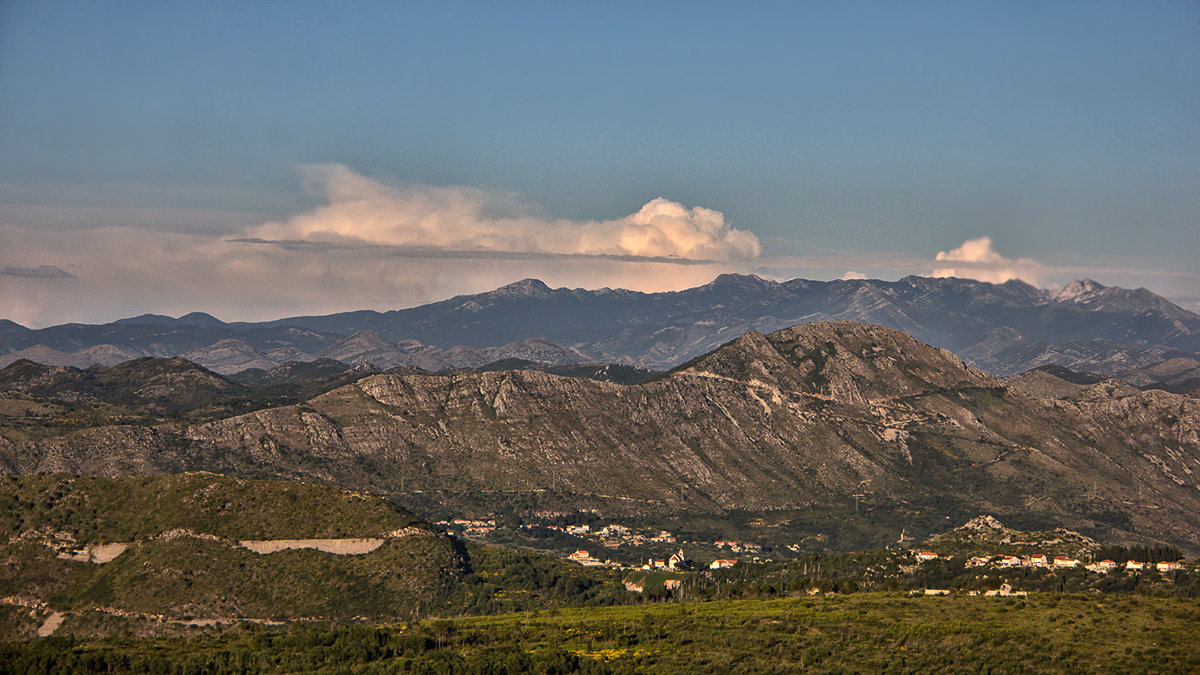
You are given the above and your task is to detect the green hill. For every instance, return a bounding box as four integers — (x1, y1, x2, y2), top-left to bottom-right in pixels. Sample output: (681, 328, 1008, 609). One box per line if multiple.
(0, 474, 630, 640)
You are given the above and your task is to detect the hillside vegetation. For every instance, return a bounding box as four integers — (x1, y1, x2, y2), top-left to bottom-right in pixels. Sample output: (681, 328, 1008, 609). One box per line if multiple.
(4, 594, 1197, 673)
(0, 475, 632, 640)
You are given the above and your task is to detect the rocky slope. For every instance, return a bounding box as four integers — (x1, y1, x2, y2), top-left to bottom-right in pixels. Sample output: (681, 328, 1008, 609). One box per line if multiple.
(3, 321, 1198, 553)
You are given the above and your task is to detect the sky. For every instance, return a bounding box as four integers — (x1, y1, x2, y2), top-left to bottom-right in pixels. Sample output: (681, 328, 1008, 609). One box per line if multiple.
(0, 0, 1197, 327)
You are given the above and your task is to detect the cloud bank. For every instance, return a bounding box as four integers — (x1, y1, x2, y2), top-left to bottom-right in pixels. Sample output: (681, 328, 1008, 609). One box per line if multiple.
(5, 168, 1197, 327)
(931, 237, 1043, 285)
(0, 167, 760, 327)
(250, 165, 760, 262)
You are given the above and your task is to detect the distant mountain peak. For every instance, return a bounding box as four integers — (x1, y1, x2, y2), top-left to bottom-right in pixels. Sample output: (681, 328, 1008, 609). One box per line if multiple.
(177, 312, 225, 327)
(491, 278, 553, 298)
(999, 278, 1042, 293)
(114, 313, 178, 326)
(704, 273, 776, 291)
(112, 311, 224, 327)
(1054, 279, 1107, 302)
(679, 320, 994, 405)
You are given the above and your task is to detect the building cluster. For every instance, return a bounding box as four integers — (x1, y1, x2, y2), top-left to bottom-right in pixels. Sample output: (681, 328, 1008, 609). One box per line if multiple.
(437, 518, 496, 536)
(567, 547, 712, 572)
(449, 517, 776, 560)
(642, 549, 690, 571)
(919, 551, 1185, 573)
(566, 549, 608, 567)
(714, 540, 762, 554)
(514, 521, 698, 551)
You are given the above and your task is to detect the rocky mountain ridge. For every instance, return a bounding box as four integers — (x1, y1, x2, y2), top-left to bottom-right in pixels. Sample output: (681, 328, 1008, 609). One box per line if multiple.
(3, 321, 1198, 554)
(3, 275, 1197, 379)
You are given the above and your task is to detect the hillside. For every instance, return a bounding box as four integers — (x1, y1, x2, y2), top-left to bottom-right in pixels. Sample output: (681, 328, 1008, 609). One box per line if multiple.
(0, 474, 455, 636)
(0, 474, 629, 640)
(3, 321, 1198, 554)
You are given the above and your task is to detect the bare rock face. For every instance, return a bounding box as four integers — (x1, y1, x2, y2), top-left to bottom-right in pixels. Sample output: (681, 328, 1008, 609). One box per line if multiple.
(680, 322, 997, 404)
(961, 515, 1008, 532)
(183, 339, 280, 375)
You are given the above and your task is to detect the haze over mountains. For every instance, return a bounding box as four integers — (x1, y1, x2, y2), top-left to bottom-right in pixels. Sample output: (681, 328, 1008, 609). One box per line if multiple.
(2, 276, 1198, 389)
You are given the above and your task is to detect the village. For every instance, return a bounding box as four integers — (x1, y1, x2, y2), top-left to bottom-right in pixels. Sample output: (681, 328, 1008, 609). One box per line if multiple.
(437, 516, 1192, 585)
(436, 516, 764, 570)
(916, 550, 1186, 573)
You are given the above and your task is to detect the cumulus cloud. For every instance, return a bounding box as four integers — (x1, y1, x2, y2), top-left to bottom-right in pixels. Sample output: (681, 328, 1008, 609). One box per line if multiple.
(840, 270, 867, 280)
(249, 165, 760, 262)
(0, 222, 735, 327)
(931, 237, 1043, 285)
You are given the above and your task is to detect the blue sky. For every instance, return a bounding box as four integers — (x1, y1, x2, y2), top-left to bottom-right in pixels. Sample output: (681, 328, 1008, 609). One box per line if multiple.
(1, 1, 1197, 326)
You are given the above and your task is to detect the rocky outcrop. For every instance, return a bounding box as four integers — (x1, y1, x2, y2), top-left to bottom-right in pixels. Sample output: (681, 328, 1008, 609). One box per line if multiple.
(239, 538, 384, 555)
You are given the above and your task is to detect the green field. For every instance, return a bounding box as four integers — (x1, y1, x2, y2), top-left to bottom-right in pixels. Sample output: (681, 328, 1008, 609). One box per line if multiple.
(4, 593, 1198, 673)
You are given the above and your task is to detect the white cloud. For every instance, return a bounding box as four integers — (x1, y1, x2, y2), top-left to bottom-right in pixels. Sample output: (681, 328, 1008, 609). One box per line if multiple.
(840, 270, 867, 280)
(931, 237, 1043, 285)
(250, 165, 760, 262)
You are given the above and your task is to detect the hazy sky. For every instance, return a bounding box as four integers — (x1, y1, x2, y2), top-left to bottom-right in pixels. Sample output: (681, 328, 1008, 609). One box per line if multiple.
(1, 1, 1197, 327)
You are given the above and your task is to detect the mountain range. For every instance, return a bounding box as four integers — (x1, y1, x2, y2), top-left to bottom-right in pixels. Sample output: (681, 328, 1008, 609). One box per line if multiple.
(4, 321, 1197, 554)
(3, 275, 1198, 385)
